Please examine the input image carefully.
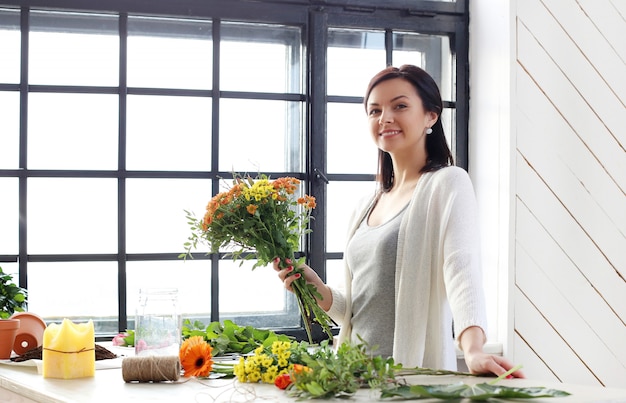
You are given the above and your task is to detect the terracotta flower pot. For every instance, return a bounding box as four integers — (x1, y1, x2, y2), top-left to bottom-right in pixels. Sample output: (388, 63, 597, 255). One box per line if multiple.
(0, 319, 20, 359)
(11, 312, 47, 355)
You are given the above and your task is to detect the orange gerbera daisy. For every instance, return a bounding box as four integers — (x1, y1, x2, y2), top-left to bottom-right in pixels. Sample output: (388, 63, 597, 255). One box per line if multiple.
(179, 336, 213, 378)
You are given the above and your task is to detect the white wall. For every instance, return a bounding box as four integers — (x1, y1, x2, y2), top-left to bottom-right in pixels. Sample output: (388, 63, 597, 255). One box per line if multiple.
(470, 0, 626, 387)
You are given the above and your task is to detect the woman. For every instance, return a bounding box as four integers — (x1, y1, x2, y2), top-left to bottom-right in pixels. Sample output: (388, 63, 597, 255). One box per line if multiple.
(275, 64, 523, 378)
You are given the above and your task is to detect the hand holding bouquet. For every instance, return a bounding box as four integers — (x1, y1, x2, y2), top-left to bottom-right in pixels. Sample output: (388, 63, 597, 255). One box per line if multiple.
(182, 174, 334, 343)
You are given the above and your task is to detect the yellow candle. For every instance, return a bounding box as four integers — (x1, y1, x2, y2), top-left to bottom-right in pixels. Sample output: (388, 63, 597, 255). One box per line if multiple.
(42, 319, 95, 379)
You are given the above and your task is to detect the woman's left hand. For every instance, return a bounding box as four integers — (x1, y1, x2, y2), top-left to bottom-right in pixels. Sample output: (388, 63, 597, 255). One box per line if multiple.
(464, 352, 525, 378)
(459, 326, 525, 378)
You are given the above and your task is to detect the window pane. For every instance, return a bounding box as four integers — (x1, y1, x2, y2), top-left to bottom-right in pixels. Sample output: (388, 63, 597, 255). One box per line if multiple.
(128, 16, 212, 90)
(441, 107, 455, 158)
(0, 263, 18, 280)
(0, 178, 18, 255)
(221, 22, 302, 93)
(0, 8, 20, 84)
(29, 11, 118, 86)
(219, 99, 303, 172)
(0, 91, 19, 169)
(126, 260, 212, 321)
(126, 178, 212, 254)
(393, 32, 454, 103)
(27, 178, 117, 254)
(328, 29, 386, 97)
(327, 181, 376, 252)
(393, 45, 424, 68)
(325, 259, 344, 293)
(327, 102, 377, 174)
(126, 95, 212, 171)
(218, 259, 300, 330)
(28, 262, 118, 327)
(28, 93, 118, 170)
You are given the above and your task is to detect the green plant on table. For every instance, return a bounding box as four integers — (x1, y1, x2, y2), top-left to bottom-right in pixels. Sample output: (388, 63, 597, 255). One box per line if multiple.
(182, 319, 294, 356)
(0, 266, 28, 319)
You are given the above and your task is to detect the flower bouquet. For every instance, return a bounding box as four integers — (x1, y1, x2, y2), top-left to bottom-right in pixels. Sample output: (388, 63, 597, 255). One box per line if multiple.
(181, 174, 334, 343)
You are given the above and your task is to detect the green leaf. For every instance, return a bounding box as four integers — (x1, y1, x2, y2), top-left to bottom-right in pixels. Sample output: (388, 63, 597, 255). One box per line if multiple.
(0, 266, 28, 317)
(305, 381, 327, 397)
(379, 382, 571, 400)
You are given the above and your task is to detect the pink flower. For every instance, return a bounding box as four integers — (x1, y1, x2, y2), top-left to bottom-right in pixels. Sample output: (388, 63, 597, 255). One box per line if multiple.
(112, 333, 127, 346)
(135, 339, 148, 353)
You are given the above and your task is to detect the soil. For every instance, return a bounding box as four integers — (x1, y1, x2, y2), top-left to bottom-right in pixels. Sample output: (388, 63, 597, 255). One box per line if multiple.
(10, 344, 118, 362)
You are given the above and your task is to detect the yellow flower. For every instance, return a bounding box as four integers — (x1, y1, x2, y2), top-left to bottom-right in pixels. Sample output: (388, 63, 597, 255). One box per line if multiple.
(262, 365, 279, 383)
(247, 370, 261, 383)
(261, 355, 274, 367)
(234, 357, 246, 382)
(271, 340, 291, 355)
(231, 340, 302, 385)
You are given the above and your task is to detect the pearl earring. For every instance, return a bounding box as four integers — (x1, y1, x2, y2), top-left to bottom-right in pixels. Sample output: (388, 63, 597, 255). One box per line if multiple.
(426, 127, 433, 135)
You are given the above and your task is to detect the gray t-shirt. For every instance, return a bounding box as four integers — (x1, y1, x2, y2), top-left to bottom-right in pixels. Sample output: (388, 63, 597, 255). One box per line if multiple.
(346, 201, 407, 358)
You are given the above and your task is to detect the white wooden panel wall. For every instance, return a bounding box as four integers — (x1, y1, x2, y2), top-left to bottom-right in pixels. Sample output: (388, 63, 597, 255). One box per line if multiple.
(513, 0, 626, 387)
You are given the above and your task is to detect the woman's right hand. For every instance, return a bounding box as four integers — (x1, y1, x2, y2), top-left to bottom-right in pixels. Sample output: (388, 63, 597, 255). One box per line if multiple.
(272, 257, 333, 311)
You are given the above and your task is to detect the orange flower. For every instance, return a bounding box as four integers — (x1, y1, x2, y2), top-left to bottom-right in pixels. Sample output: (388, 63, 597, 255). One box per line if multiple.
(292, 363, 312, 374)
(179, 336, 213, 378)
(247, 204, 258, 215)
(297, 195, 316, 209)
(272, 177, 299, 194)
(274, 373, 292, 389)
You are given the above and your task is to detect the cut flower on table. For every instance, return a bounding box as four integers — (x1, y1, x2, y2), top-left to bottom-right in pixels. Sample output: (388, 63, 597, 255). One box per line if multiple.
(181, 173, 335, 343)
(111, 329, 134, 347)
(179, 336, 213, 378)
(233, 340, 297, 385)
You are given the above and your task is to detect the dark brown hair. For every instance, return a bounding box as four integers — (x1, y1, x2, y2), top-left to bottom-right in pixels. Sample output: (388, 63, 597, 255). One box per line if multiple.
(364, 64, 454, 191)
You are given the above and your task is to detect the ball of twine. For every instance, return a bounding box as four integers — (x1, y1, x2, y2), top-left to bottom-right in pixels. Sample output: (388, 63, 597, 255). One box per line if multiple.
(122, 355, 181, 383)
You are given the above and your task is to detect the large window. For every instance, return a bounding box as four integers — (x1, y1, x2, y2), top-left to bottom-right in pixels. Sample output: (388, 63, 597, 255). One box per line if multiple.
(0, 0, 469, 342)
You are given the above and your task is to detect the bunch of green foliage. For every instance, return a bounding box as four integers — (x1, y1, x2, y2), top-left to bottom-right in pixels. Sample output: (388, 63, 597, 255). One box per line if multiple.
(289, 339, 397, 398)
(0, 266, 28, 319)
(287, 338, 570, 400)
(287, 338, 467, 399)
(181, 319, 293, 356)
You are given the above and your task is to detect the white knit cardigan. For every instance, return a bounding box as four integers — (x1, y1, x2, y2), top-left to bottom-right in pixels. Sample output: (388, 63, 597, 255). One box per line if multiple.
(326, 166, 488, 370)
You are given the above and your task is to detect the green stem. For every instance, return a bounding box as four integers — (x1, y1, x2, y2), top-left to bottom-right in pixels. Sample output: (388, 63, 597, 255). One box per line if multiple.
(211, 362, 235, 375)
(291, 277, 314, 343)
(488, 364, 523, 385)
(291, 275, 334, 341)
(280, 257, 334, 343)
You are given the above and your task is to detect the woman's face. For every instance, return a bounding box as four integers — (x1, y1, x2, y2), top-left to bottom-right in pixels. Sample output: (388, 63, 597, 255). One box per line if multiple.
(366, 77, 437, 155)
